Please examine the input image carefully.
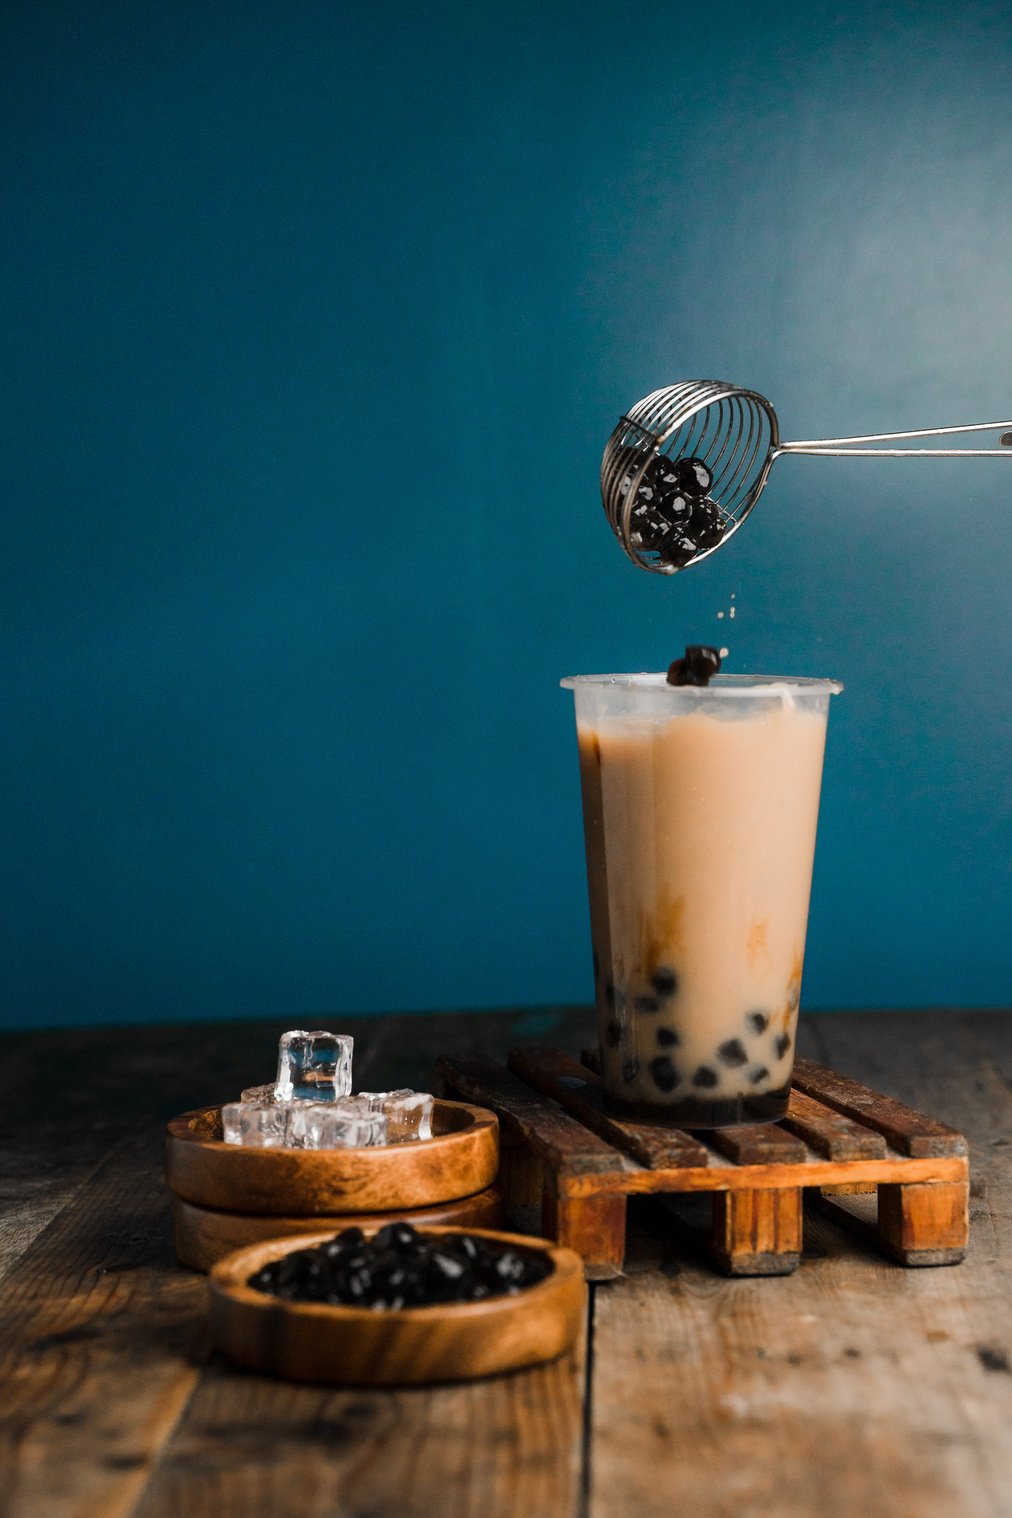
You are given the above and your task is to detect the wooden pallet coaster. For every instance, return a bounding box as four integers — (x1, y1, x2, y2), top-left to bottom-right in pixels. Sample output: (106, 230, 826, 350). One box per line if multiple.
(435, 1047, 969, 1280)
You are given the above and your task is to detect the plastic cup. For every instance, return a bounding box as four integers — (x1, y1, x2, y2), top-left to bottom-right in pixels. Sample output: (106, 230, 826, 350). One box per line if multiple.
(561, 673, 842, 1126)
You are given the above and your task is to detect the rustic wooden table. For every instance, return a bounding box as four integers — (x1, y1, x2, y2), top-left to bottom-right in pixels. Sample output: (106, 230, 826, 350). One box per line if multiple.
(1, 1008, 1010, 1518)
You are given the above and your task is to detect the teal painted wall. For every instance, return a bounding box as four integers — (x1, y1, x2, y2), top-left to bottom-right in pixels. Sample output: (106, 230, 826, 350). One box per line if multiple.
(3, 0, 1011, 1029)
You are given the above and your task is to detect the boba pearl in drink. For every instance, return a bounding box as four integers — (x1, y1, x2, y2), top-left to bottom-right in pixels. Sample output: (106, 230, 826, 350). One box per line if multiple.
(562, 673, 841, 1125)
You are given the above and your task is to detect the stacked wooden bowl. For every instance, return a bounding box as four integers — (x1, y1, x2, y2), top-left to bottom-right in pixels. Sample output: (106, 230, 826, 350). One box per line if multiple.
(209, 1226, 586, 1385)
(165, 1098, 502, 1271)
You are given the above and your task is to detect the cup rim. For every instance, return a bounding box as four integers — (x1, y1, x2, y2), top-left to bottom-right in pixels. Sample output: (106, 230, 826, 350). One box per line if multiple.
(560, 673, 843, 694)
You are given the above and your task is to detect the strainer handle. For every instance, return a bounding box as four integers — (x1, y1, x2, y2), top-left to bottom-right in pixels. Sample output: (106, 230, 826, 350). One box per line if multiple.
(776, 420, 1012, 458)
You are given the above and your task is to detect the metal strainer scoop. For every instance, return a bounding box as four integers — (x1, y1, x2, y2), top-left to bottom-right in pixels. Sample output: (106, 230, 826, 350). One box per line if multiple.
(602, 381, 1012, 574)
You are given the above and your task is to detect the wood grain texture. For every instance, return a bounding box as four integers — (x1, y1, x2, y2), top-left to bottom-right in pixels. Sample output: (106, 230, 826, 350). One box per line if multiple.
(709, 1186, 803, 1275)
(173, 1183, 506, 1271)
(781, 1088, 888, 1160)
(128, 1332, 586, 1518)
(0, 1007, 589, 1518)
(165, 1099, 499, 1214)
(437, 1052, 625, 1176)
(700, 1118, 808, 1167)
(457, 1044, 969, 1281)
(209, 1228, 587, 1386)
(792, 1054, 969, 1156)
(507, 1046, 712, 1169)
(0, 1007, 1009, 1518)
(0, 1135, 205, 1518)
(588, 1010, 1012, 1518)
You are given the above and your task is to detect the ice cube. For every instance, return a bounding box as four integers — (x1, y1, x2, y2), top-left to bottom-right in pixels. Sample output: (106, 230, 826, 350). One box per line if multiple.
(221, 1100, 287, 1147)
(275, 1030, 354, 1101)
(240, 1082, 275, 1104)
(359, 1089, 434, 1142)
(285, 1096, 387, 1149)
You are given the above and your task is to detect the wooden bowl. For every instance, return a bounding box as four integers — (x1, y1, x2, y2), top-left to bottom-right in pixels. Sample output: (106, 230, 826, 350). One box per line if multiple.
(166, 1099, 498, 1215)
(174, 1182, 506, 1272)
(209, 1226, 586, 1386)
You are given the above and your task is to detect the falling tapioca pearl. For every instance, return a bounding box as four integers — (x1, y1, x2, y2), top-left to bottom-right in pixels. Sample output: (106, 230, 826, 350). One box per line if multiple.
(650, 1055, 680, 1093)
(748, 1065, 770, 1085)
(774, 1032, 792, 1059)
(746, 1011, 770, 1035)
(656, 1026, 679, 1047)
(651, 966, 678, 998)
(692, 1066, 718, 1088)
(634, 994, 661, 1014)
(717, 1038, 748, 1067)
(606, 983, 616, 1010)
(622, 1057, 640, 1083)
(605, 1019, 622, 1048)
(667, 645, 721, 687)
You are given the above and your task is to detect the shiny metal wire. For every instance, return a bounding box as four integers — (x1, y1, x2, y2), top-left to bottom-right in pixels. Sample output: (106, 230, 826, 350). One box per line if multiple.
(601, 381, 1012, 574)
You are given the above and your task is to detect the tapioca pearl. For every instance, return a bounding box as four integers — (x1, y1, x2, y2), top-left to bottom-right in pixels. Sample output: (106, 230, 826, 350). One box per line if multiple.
(746, 1011, 770, 1036)
(649, 1055, 680, 1093)
(669, 455, 713, 499)
(774, 1032, 792, 1060)
(604, 1019, 622, 1048)
(717, 1038, 747, 1067)
(656, 1026, 679, 1047)
(688, 497, 724, 551)
(692, 1066, 718, 1088)
(748, 1065, 770, 1085)
(621, 1057, 640, 1083)
(634, 994, 661, 1014)
(651, 966, 678, 998)
(605, 982, 616, 1010)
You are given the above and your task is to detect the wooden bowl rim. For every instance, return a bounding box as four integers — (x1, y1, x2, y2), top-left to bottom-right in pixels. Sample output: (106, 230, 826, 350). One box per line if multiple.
(209, 1225, 583, 1326)
(168, 1097, 496, 1158)
(174, 1179, 506, 1228)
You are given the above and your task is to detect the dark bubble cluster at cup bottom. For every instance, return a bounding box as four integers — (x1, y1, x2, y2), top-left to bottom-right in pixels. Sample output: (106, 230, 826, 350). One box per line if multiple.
(596, 960, 794, 1095)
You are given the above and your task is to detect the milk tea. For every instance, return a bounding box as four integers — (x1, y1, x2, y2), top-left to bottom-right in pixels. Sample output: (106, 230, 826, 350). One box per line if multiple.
(566, 675, 839, 1124)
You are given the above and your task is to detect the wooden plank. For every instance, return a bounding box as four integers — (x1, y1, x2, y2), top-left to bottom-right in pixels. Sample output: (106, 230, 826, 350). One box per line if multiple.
(507, 1047, 713, 1170)
(560, 1151, 967, 1199)
(542, 1188, 628, 1281)
(792, 1054, 968, 1157)
(698, 1119, 808, 1167)
(436, 1054, 627, 1177)
(879, 1179, 969, 1266)
(709, 1187, 803, 1275)
(126, 1020, 588, 1518)
(781, 1088, 887, 1161)
(580, 1044, 809, 1165)
(587, 1012, 1012, 1518)
(0, 1006, 1002, 1518)
(0, 1133, 207, 1518)
(588, 1038, 956, 1162)
(0, 1016, 393, 1518)
(129, 1330, 585, 1518)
